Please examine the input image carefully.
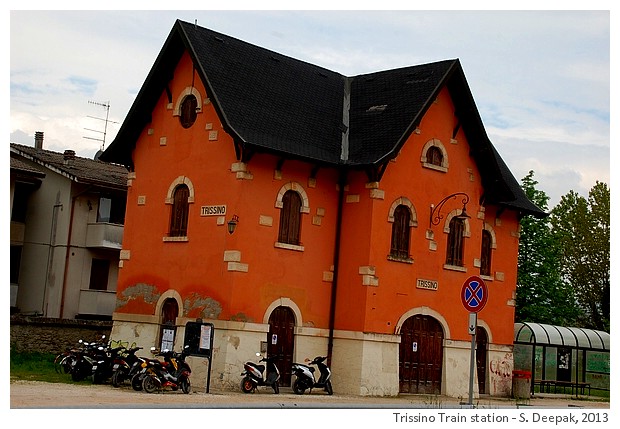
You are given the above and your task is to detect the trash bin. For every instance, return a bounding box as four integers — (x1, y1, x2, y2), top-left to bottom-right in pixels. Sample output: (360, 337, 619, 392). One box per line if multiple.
(512, 370, 532, 399)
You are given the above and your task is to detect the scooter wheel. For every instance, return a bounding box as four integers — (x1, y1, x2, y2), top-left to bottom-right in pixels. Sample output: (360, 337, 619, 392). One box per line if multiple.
(325, 380, 333, 395)
(240, 377, 255, 393)
(272, 383, 280, 394)
(131, 373, 144, 391)
(181, 378, 191, 394)
(111, 371, 124, 388)
(142, 375, 158, 393)
(292, 379, 306, 395)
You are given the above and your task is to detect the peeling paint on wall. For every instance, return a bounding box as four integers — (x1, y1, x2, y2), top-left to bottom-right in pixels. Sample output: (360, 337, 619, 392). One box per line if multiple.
(183, 293, 223, 319)
(116, 283, 161, 308)
(230, 313, 252, 323)
(228, 335, 240, 349)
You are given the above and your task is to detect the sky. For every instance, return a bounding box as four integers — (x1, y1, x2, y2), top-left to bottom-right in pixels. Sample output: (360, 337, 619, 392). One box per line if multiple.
(7, 5, 613, 209)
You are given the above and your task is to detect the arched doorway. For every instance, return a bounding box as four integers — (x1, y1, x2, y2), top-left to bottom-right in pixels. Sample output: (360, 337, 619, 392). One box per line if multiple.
(159, 298, 179, 351)
(476, 326, 488, 394)
(399, 315, 444, 394)
(268, 306, 296, 386)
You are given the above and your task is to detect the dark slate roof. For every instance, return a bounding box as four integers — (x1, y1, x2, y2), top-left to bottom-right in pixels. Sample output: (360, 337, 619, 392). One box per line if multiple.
(11, 143, 128, 191)
(10, 154, 46, 177)
(101, 19, 545, 217)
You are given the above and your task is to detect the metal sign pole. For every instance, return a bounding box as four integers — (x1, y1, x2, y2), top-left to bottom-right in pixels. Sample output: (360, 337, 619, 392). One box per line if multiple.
(468, 312, 477, 406)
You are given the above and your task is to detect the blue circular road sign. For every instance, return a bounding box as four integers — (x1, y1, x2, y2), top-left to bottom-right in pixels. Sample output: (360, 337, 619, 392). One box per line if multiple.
(461, 275, 488, 313)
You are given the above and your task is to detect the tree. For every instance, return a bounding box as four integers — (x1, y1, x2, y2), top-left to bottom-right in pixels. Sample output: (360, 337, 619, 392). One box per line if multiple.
(516, 171, 580, 325)
(550, 182, 610, 331)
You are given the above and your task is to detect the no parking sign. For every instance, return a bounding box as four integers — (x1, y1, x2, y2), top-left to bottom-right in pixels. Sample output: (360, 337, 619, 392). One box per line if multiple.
(461, 275, 488, 313)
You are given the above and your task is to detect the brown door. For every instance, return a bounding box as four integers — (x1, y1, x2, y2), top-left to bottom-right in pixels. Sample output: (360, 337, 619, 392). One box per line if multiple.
(159, 298, 178, 351)
(399, 315, 444, 394)
(267, 306, 295, 386)
(476, 327, 488, 394)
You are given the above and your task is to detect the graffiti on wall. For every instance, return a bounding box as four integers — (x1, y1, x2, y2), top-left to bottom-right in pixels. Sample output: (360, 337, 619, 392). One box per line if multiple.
(489, 352, 513, 394)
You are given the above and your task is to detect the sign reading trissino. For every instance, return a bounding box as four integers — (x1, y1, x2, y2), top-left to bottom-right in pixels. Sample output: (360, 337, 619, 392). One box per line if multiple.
(201, 205, 227, 216)
(416, 278, 438, 291)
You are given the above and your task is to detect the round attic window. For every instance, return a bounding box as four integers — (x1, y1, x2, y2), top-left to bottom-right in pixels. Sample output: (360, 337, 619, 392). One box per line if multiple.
(179, 94, 198, 128)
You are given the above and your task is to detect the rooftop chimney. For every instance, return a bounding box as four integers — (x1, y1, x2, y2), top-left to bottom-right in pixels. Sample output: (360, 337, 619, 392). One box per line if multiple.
(63, 149, 76, 165)
(34, 131, 44, 149)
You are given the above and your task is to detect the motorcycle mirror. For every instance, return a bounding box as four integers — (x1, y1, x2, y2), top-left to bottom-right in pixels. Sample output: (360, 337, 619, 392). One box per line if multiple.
(150, 346, 156, 352)
(255, 352, 261, 357)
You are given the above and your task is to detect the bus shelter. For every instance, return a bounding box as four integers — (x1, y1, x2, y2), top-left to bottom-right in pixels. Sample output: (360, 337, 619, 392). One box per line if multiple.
(513, 322, 610, 396)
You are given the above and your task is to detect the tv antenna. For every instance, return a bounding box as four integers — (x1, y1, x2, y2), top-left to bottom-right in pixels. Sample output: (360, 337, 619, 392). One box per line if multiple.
(83, 100, 118, 150)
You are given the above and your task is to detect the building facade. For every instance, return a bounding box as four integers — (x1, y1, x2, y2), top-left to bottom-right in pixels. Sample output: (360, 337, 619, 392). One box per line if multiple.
(10, 137, 128, 320)
(100, 20, 545, 397)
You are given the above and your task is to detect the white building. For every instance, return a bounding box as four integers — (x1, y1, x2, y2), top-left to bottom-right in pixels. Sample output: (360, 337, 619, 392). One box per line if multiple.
(10, 134, 129, 320)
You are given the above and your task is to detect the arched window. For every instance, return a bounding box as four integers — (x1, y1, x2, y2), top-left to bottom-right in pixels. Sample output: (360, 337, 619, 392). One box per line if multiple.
(278, 190, 302, 245)
(169, 184, 190, 237)
(390, 205, 411, 260)
(446, 217, 465, 266)
(426, 146, 443, 167)
(421, 139, 448, 172)
(179, 95, 198, 128)
(480, 229, 492, 276)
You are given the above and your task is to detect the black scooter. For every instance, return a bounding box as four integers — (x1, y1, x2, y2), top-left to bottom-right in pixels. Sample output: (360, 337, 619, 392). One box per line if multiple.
(142, 345, 192, 394)
(291, 356, 333, 395)
(240, 353, 281, 394)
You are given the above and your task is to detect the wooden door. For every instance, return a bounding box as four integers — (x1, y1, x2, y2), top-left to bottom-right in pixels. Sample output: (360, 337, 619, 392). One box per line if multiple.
(476, 327, 488, 394)
(399, 315, 443, 394)
(267, 306, 296, 386)
(159, 298, 178, 351)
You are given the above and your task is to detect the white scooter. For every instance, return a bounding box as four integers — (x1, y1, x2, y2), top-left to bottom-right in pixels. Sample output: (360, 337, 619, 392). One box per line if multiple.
(291, 356, 333, 395)
(240, 352, 281, 394)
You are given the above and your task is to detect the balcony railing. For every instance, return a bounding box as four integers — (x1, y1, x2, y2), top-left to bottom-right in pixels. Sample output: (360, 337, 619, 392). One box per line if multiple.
(78, 289, 117, 316)
(85, 222, 123, 250)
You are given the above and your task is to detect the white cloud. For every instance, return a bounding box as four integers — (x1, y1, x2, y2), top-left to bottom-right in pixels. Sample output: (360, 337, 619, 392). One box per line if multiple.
(8, 9, 611, 209)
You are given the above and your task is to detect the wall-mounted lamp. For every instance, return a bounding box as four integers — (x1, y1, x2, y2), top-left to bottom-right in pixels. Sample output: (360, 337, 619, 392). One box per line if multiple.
(227, 215, 239, 235)
(429, 192, 470, 227)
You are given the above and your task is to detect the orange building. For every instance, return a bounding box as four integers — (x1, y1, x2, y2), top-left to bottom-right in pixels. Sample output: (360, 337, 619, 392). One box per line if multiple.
(101, 20, 545, 397)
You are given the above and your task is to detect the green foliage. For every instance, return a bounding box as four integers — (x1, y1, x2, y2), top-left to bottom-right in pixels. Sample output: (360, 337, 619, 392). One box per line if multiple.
(550, 182, 610, 331)
(516, 171, 580, 325)
(517, 172, 610, 331)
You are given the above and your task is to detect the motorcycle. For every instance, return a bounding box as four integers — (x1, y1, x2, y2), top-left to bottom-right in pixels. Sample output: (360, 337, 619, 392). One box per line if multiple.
(129, 347, 165, 391)
(291, 356, 333, 395)
(111, 346, 142, 387)
(240, 352, 281, 394)
(69, 336, 108, 382)
(141, 345, 192, 394)
(92, 344, 126, 384)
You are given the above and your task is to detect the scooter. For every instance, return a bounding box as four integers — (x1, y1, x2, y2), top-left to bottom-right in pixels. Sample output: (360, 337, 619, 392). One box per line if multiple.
(111, 346, 142, 387)
(240, 352, 281, 394)
(141, 345, 192, 394)
(291, 356, 333, 395)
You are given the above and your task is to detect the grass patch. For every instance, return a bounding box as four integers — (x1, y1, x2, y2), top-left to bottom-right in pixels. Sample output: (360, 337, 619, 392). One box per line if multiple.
(10, 349, 87, 384)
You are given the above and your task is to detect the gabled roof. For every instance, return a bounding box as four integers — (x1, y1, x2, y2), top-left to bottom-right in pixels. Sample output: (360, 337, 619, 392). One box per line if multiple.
(11, 143, 128, 191)
(10, 154, 46, 177)
(101, 19, 545, 217)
